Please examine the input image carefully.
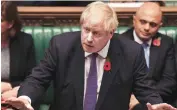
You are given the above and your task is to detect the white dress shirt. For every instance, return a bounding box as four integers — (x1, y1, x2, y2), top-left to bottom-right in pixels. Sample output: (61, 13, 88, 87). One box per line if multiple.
(84, 40, 110, 101)
(133, 30, 152, 67)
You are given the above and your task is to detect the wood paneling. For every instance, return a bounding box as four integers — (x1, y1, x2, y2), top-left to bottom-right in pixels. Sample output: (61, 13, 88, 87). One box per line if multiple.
(18, 6, 177, 26)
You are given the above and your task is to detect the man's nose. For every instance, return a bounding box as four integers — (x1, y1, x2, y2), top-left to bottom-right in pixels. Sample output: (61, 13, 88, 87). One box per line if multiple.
(87, 32, 93, 42)
(144, 23, 150, 31)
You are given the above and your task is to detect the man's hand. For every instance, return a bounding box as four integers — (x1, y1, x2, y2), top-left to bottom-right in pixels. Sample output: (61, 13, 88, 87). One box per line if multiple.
(2, 90, 17, 100)
(147, 102, 177, 110)
(129, 94, 140, 110)
(4, 97, 34, 110)
(1, 82, 12, 93)
(2, 86, 20, 100)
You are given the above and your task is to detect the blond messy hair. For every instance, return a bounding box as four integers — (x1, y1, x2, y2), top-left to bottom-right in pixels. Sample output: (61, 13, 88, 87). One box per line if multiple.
(80, 1, 119, 32)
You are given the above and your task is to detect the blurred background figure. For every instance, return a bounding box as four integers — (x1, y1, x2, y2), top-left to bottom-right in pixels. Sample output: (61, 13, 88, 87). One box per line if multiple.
(1, 1, 36, 101)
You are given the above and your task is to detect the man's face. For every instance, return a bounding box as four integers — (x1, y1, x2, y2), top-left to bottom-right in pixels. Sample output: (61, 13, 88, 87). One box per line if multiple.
(133, 12, 162, 41)
(81, 21, 113, 53)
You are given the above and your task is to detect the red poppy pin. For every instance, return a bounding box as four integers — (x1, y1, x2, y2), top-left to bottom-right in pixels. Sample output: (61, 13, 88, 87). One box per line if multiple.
(104, 57, 111, 71)
(153, 37, 161, 46)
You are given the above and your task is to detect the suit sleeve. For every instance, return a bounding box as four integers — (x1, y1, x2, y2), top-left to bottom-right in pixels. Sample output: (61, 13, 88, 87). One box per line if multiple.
(155, 40, 176, 102)
(133, 47, 163, 105)
(18, 36, 58, 103)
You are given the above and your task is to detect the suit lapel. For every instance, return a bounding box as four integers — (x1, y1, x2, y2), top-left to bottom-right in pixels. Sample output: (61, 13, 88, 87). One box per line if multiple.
(149, 36, 161, 74)
(71, 42, 85, 110)
(96, 36, 121, 110)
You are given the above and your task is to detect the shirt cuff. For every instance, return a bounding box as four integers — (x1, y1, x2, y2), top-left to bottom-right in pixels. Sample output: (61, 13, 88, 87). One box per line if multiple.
(18, 96, 31, 104)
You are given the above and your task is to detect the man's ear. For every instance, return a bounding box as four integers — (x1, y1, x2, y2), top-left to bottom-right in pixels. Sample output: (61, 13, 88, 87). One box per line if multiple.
(110, 31, 113, 35)
(111, 29, 116, 34)
(133, 15, 136, 24)
(109, 30, 114, 39)
(159, 22, 163, 27)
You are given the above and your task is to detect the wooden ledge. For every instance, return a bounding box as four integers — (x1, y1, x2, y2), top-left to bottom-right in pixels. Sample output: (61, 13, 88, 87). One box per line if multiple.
(18, 6, 177, 18)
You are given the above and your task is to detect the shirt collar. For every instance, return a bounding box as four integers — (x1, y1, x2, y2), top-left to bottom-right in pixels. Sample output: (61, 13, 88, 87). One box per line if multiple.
(133, 30, 152, 46)
(85, 40, 110, 59)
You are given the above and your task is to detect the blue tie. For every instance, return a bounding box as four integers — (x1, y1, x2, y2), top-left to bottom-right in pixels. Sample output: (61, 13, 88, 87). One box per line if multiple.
(84, 53, 98, 110)
(142, 43, 149, 68)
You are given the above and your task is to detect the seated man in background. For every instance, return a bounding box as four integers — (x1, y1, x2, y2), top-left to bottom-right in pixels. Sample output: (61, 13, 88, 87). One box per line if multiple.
(3, 1, 177, 110)
(120, 2, 177, 110)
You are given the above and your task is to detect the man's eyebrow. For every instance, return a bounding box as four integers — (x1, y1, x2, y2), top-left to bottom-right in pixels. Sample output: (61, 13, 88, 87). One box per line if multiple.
(139, 19, 158, 24)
